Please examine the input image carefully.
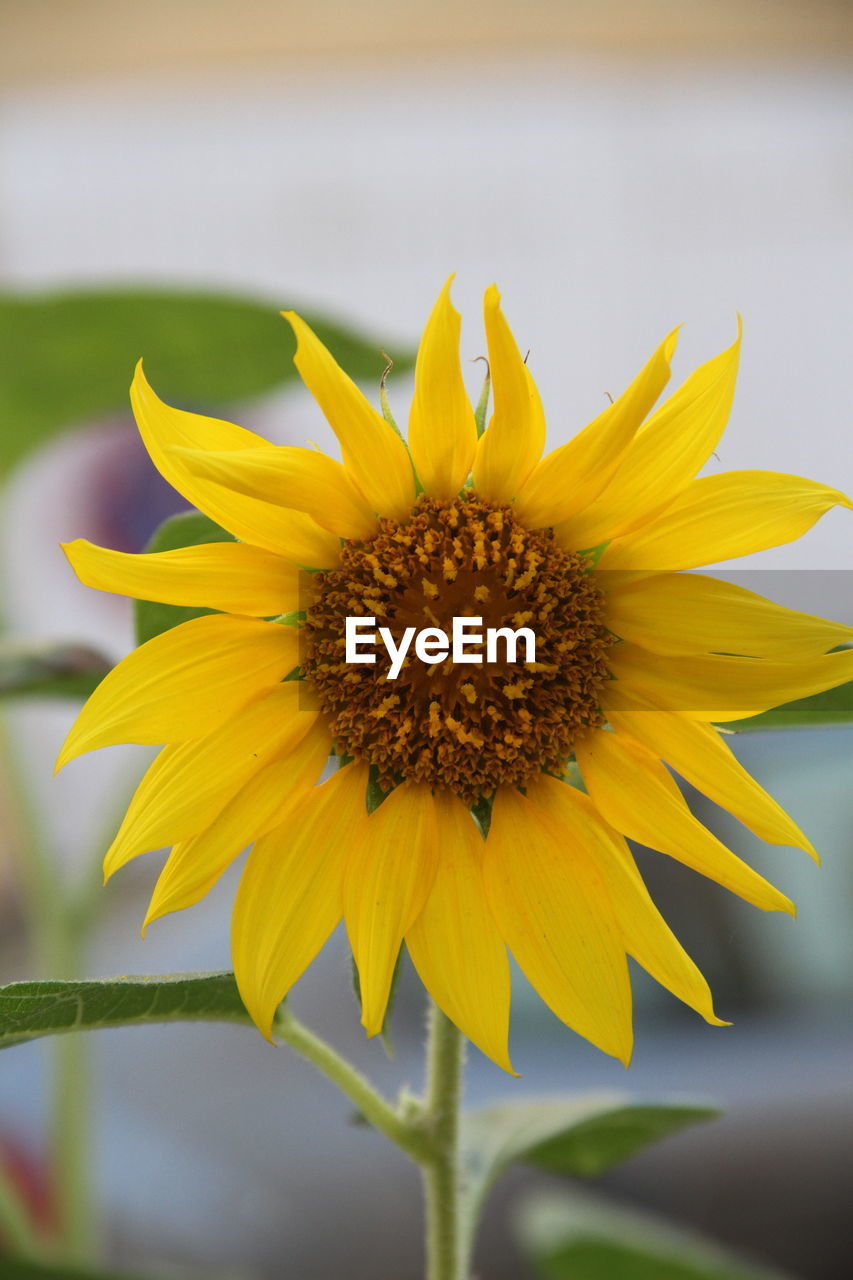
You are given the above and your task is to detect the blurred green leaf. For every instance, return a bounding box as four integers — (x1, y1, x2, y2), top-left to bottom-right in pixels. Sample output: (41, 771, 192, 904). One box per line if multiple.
(460, 1095, 717, 1262)
(0, 1259, 172, 1280)
(721, 680, 853, 731)
(133, 510, 235, 646)
(0, 288, 414, 475)
(516, 1191, 790, 1280)
(0, 640, 110, 701)
(0, 972, 274, 1051)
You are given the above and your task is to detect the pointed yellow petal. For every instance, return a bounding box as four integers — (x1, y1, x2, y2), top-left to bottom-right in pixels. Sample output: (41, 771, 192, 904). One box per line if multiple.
(513, 327, 679, 528)
(143, 722, 332, 929)
(472, 286, 546, 502)
(406, 792, 514, 1073)
(232, 763, 369, 1038)
(606, 703, 817, 859)
(173, 444, 376, 542)
(530, 776, 726, 1026)
(282, 312, 416, 521)
(557, 325, 741, 550)
(407, 277, 478, 498)
(575, 729, 794, 914)
(62, 538, 307, 618)
(57, 615, 300, 770)
(103, 682, 319, 878)
(604, 571, 853, 659)
(484, 785, 633, 1064)
(600, 470, 852, 573)
(130, 363, 340, 566)
(343, 784, 438, 1036)
(607, 641, 853, 721)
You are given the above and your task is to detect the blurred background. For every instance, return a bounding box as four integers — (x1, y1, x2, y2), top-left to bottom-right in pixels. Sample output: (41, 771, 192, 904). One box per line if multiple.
(1, 2, 852, 1277)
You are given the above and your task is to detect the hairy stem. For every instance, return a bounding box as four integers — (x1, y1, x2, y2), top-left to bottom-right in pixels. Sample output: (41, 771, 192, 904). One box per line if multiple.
(422, 1002, 465, 1280)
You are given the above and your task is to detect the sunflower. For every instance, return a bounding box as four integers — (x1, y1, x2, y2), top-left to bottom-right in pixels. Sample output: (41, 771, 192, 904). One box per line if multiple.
(58, 280, 853, 1072)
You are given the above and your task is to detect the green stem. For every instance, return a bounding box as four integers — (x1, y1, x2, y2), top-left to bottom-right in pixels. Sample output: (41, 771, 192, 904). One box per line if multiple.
(276, 1008, 434, 1164)
(422, 1003, 465, 1280)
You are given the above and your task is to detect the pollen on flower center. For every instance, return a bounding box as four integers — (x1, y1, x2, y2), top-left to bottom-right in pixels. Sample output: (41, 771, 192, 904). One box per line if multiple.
(301, 494, 613, 801)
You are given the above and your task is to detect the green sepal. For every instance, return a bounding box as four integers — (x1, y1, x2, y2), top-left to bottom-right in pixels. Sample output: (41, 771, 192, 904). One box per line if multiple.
(473, 359, 491, 437)
(580, 541, 610, 569)
(470, 793, 494, 838)
(0, 640, 110, 701)
(133, 510, 234, 645)
(0, 973, 278, 1051)
(272, 610, 307, 627)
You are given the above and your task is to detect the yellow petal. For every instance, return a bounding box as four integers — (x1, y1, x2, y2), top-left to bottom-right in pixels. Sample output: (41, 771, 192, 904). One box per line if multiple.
(283, 312, 416, 521)
(143, 722, 332, 929)
(604, 571, 853, 659)
(344, 783, 438, 1036)
(600, 470, 852, 573)
(530, 776, 726, 1026)
(173, 444, 376, 542)
(484, 785, 633, 1064)
(557, 325, 741, 550)
(606, 641, 853, 721)
(606, 702, 816, 859)
(62, 538, 307, 618)
(407, 277, 478, 498)
(574, 729, 794, 914)
(513, 327, 679, 528)
(406, 792, 514, 1073)
(472, 285, 546, 502)
(232, 763, 369, 1038)
(130, 363, 340, 566)
(103, 682, 319, 879)
(57, 615, 300, 770)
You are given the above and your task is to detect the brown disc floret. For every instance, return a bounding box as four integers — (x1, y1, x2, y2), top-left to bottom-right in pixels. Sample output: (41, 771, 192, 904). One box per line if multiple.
(302, 494, 613, 801)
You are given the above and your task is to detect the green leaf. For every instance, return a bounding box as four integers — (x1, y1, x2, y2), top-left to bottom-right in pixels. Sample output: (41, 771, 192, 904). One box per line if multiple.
(516, 1191, 790, 1280)
(460, 1095, 717, 1264)
(0, 972, 274, 1051)
(133, 509, 235, 645)
(0, 287, 414, 476)
(720, 680, 853, 731)
(0, 640, 110, 701)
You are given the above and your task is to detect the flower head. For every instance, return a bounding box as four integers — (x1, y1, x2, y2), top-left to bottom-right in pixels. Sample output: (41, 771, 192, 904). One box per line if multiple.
(60, 279, 853, 1071)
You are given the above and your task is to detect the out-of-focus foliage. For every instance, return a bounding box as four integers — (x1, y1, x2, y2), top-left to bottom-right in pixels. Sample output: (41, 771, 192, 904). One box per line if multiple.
(0, 641, 110, 701)
(0, 288, 414, 476)
(517, 1191, 789, 1280)
(461, 1098, 717, 1263)
(0, 1259, 163, 1280)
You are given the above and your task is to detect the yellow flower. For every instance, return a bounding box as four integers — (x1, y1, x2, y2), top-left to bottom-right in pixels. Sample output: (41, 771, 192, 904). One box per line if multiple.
(59, 280, 853, 1073)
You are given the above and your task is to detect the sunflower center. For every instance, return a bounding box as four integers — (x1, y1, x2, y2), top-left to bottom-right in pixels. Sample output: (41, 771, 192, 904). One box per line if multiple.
(302, 494, 612, 801)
